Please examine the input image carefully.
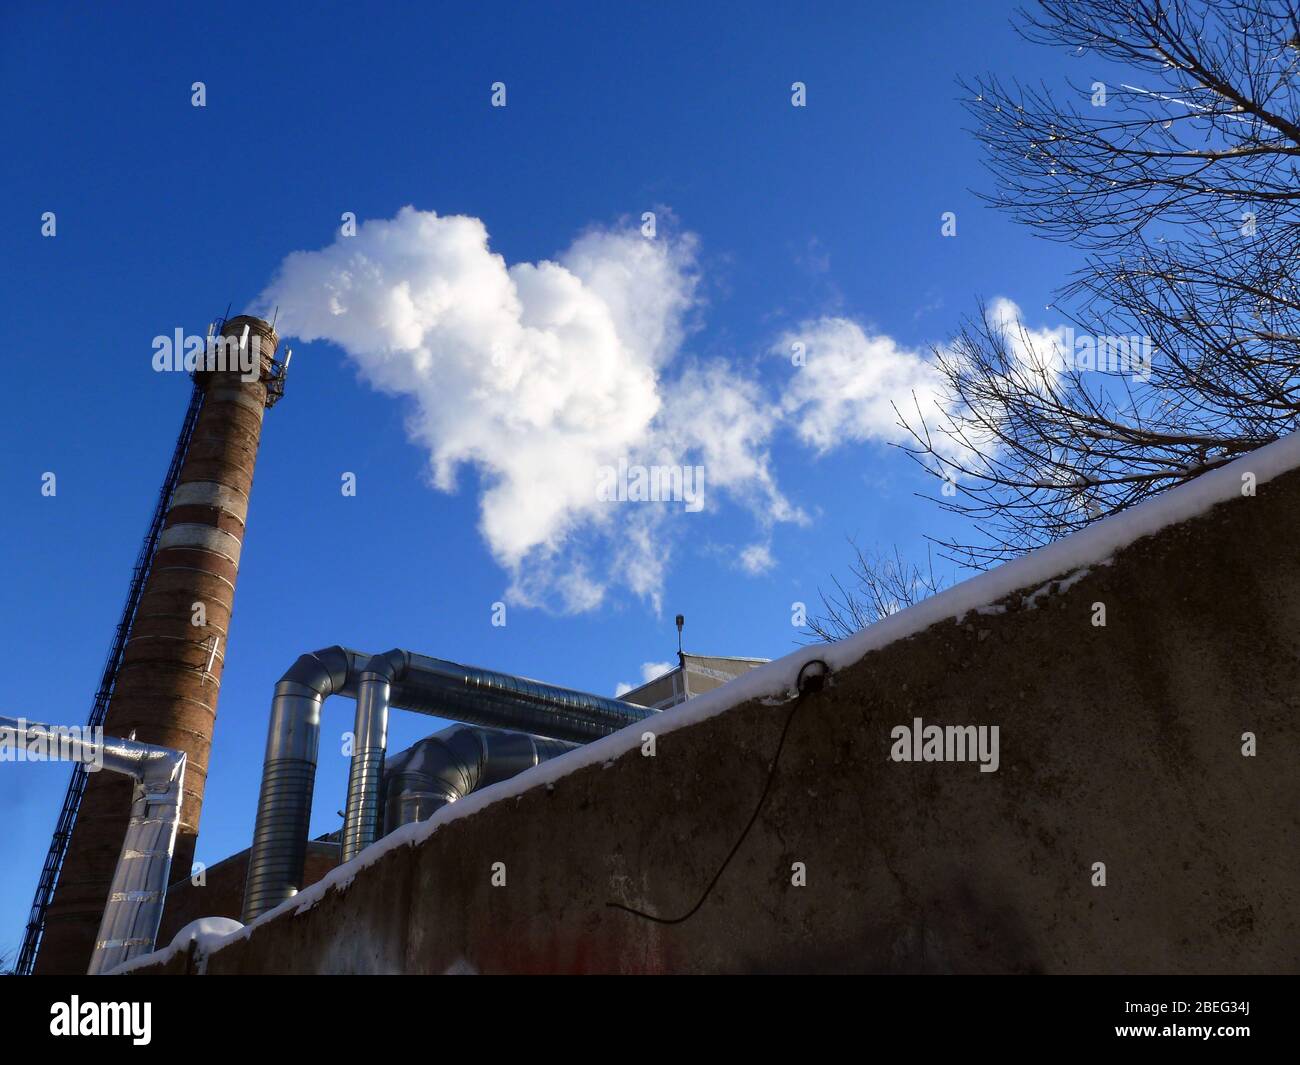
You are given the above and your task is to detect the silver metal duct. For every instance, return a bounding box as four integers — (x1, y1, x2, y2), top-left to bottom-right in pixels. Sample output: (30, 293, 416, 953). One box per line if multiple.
(242, 646, 652, 921)
(0, 716, 185, 975)
(241, 647, 348, 923)
(340, 652, 401, 862)
(383, 724, 577, 833)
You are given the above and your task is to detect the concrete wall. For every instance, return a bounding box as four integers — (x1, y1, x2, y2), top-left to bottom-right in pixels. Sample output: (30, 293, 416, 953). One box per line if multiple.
(137, 466, 1300, 974)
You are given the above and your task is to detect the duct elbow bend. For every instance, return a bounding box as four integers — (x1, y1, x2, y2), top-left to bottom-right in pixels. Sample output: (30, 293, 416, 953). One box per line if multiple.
(279, 646, 353, 696)
(359, 649, 409, 685)
(243, 647, 353, 922)
(382, 725, 579, 834)
(134, 748, 187, 793)
(382, 729, 481, 832)
(0, 718, 188, 973)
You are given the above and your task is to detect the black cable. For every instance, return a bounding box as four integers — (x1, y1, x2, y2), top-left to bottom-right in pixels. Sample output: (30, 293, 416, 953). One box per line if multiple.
(605, 659, 829, 925)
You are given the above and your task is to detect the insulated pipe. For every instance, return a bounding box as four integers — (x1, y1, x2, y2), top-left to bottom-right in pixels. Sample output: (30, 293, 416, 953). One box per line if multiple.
(0, 717, 186, 975)
(240, 647, 350, 922)
(343, 651, 645, 855)
(242, 646, 652, 921)
(340, 651, 404, 862)
(383, 724, 577, 832)
(392, 653, 646, 738)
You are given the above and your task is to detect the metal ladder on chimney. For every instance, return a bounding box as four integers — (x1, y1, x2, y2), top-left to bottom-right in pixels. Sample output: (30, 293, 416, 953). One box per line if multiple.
(13, 321, 221, 974)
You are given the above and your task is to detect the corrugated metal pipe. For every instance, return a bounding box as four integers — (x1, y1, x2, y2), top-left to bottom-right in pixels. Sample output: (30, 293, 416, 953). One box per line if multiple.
(0, 716, 185, 974)
(241, 646, 652, 922)
(383, 724, 578, 833)
(341, 652, 399, 863)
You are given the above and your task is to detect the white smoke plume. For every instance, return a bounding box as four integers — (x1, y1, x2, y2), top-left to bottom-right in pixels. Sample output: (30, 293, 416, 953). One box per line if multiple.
(258, 207, 796, 613)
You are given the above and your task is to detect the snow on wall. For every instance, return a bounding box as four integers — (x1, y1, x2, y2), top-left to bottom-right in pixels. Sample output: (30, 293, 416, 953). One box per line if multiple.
(109, 916, 244, 975)
(113, 430, 1300, 972)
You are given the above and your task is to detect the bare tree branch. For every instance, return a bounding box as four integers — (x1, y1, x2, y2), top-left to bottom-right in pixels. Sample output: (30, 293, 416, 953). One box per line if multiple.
(898, 0, 1300, 566)
(806, 542, 948, 642)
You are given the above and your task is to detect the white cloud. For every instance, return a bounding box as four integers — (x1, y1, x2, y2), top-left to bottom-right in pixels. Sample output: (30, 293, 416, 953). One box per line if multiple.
(777, 317, 945, 453)
(777, 300, 1064, 472)
(937, 298, 1070, 473)
(657, 361, 803, 525)
(737, 542, 775, 575)
(641, 660, 674, 681)
(986, 296, 1071, 380)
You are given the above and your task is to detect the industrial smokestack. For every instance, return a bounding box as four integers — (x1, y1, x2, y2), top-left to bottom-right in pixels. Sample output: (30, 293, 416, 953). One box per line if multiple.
(35, 315, 282, 974)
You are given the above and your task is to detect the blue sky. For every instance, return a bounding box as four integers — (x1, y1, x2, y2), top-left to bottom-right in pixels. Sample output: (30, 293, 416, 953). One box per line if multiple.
(0, 0, 1094, 960)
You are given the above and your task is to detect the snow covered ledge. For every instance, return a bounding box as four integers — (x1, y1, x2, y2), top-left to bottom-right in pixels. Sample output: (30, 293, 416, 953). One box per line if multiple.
(114, 432, 1300, 975)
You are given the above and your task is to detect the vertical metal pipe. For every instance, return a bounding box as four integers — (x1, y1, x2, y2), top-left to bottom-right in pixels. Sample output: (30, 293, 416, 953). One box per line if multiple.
(239, 682, 325, 922)
(240, 647, 351, 922)
(89, 749, 186, 975)
(340, 669, 390, 862)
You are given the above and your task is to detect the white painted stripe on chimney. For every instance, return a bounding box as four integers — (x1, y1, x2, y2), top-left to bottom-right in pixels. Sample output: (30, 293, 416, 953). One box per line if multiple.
(170, 481, 250, 522)
(158, 523, 242, 564)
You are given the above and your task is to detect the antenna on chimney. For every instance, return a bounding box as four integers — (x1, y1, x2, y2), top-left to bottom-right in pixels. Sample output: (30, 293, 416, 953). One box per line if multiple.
(675, 614, 685, 668)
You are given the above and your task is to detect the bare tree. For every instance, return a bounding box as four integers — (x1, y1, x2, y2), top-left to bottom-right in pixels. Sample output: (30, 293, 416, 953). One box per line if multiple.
(900, 0, 1300, 568)
(806, 542, 947, 641)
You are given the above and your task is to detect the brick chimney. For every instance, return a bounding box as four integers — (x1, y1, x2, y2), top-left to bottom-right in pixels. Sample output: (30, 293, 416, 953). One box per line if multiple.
(35, 315, 281, 974)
